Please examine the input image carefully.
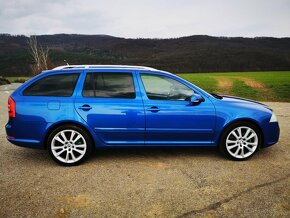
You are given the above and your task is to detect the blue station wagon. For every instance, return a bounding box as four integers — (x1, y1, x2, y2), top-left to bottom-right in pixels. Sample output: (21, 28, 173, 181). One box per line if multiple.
(6, 65, 279, 165)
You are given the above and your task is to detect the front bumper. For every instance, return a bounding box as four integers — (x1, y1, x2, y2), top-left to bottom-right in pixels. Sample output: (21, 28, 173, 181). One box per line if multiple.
(262, 122, 280, 148)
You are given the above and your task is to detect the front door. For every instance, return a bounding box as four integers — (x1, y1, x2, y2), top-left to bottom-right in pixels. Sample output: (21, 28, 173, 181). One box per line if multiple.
(138, 73, 215, 146)
(75, 71, 145, 146)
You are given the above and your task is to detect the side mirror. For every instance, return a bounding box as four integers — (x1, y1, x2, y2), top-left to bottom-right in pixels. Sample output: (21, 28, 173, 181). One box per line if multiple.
(190, 93, 204, 104)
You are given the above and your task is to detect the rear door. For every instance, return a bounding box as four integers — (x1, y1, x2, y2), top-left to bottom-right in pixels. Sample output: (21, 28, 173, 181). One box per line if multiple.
(74, 70, 145, 146)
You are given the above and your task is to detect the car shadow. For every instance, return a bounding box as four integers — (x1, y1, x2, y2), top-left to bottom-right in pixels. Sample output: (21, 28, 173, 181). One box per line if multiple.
(90, 146, 221, 161)
(12, 146, 222, 167)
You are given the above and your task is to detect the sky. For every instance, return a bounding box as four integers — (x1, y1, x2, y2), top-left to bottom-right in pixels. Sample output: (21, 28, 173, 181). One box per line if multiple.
(0, 0, 289, 38)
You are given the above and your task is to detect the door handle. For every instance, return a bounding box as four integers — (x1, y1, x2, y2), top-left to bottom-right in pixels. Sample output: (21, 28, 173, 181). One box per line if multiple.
(78, 104, 92, 111)
(146, 106, 160, 112)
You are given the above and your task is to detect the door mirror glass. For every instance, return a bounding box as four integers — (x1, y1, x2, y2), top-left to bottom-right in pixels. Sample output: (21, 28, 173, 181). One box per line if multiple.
(190, 93, 204, 104)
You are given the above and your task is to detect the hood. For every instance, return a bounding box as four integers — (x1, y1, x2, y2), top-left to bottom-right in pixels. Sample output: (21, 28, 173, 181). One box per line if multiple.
(220, 95, 272, 111)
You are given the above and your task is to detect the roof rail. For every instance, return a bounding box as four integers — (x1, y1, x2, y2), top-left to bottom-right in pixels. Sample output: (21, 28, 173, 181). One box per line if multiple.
(52, 65, 158, 71)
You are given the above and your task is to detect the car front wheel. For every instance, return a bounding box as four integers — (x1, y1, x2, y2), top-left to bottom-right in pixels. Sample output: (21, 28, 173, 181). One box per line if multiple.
(219, 122, 261, 160)
(47, 125, 92, 166)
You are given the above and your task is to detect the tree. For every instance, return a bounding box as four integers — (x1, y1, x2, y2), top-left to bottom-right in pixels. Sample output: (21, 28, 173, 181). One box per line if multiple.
(27, 36, 50, 75)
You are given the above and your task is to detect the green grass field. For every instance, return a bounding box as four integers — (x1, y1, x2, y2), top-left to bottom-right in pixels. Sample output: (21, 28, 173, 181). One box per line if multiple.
(178, 71, 290, 102)
(5, 71, 290, 102)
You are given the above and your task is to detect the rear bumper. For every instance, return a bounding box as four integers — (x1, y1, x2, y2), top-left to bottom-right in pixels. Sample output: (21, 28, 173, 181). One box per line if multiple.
(262, 122, 280, 148)
(6, 123, 44, 149)
(6, 136, 42, 149)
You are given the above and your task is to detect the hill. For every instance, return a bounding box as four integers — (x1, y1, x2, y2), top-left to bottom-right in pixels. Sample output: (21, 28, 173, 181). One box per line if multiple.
(1, 34, 290, 76)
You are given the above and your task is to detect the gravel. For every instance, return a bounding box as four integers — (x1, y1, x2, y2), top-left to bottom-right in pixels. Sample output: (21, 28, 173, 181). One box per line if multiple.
(0, 84, 289, 217)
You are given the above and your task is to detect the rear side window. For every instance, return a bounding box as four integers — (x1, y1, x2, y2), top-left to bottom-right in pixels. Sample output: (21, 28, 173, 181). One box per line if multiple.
(23, 74, 79, 97)
(82, 73, 135, 99)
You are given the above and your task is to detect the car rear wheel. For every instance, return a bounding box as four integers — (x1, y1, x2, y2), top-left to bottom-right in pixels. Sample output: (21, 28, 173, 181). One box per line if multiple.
(219, 122, 261, 160)
(47, 125, 92, 166)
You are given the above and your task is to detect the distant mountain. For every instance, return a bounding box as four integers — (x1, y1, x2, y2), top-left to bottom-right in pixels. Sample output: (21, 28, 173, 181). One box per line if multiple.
(1, 34, 290, 76)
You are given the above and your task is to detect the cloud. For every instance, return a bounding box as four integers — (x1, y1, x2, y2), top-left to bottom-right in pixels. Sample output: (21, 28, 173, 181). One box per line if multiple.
(0, 0, 289, 38)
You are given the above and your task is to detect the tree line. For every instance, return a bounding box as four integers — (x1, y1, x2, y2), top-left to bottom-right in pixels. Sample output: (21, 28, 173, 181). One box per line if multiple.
(0, 34, 290, 76)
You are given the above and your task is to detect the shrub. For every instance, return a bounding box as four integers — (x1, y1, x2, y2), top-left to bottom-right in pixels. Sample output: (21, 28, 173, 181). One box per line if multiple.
(14, 78, 27, 83)
(0, 76, 11, 85)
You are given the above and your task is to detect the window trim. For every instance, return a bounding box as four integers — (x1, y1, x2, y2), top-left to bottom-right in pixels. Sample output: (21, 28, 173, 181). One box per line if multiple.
(140, 73, 195, 101)
(22, 73, 80, 97)
(81, 72, 137, 99)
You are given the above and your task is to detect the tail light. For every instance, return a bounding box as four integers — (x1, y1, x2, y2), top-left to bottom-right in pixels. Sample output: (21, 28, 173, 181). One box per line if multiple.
(8, 97, 16, 118)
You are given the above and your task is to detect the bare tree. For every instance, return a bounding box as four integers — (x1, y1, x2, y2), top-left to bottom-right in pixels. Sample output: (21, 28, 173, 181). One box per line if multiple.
(27, 36, 50, 75)
(39, 45, 49, 70)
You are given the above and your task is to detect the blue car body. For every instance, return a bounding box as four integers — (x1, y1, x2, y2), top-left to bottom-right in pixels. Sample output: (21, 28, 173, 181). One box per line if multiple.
(6, 66, 279, 150)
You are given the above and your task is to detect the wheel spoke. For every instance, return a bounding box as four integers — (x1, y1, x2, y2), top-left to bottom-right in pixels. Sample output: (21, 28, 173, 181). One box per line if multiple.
(55, 149, 65, 156)
(234, 147, 241, 156)
(61, 132, 68, 142)
(227, 139, 237, 144)
(65, 151, 69, 162)
(246, 133, 255, 141)
(231, 131, 239, 139)
(227, 144, 239, 150)
(237, 127, 242, 137)
(74, 147, 86, 155)
(74, 144, 86, 148)
(73, 135, 82, 143)
(244, 128, 251, 138)
(52, 145, 64, 150)
(55, 136, 65, 144)
(240, 147, 245, 157)
(247, 142, 257, 146)
(244, 144, 253, 152)
(70, 131, 75, 141)
(71, 151, 76, 161)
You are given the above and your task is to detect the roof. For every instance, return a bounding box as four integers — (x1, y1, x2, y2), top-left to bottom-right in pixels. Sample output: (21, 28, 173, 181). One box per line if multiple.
(52, 65, 158, 71)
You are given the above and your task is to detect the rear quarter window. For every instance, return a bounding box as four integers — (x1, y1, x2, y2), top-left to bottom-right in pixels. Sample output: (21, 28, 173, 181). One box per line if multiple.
(23, 74, 79, 97)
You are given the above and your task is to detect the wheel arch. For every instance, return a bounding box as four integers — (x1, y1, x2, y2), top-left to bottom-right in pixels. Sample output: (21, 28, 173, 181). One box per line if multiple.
(43, 121, 95, 149)
(218, 118, 264, 147)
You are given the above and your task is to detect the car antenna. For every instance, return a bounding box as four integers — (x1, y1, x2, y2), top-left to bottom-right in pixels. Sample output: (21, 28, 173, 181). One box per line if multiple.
(64, 60, 69, 66)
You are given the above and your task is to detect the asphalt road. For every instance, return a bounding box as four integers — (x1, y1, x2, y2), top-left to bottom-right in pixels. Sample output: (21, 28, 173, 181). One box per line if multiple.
(0, 84, 289, 217)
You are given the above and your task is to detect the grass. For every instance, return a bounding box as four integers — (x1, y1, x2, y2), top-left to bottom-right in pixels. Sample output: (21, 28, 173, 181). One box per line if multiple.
(4, 71, 290, 102)
(6, 77, 30, 83)
(178, 71, 290, 102)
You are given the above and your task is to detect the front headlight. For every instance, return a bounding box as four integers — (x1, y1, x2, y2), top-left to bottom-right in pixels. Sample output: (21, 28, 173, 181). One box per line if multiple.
(270, 112, 278, 122)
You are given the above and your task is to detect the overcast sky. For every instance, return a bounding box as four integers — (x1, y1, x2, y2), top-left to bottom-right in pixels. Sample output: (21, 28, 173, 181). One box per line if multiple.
(0, 0, 289, 38)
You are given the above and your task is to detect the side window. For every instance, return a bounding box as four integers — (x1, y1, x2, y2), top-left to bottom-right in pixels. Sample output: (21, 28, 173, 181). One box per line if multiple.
(23, 74, 79, 96)
(141, 74, 194, 101)
(82, 73, 136, 99)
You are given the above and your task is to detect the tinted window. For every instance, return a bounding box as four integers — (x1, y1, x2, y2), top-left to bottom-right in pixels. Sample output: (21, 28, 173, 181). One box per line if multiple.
(141, 74, 194, 101)
(82, 73, 135, 98)
(23, 74, 79, 97)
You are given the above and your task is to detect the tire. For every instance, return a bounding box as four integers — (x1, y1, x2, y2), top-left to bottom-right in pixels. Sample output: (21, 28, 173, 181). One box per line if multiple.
(47, 125, 92, 166)
(219, 121, 262, 161)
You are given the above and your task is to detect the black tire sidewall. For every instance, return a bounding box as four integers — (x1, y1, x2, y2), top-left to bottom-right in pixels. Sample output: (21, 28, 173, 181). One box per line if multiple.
(219, 121, 262, 161)
(47, 125, 92, 166)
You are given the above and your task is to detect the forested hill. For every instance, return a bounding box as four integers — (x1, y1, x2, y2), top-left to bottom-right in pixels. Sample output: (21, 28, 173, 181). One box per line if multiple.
(1, 34, 290, 76)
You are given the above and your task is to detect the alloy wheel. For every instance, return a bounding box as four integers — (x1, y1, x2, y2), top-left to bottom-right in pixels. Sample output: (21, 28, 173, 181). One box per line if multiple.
(226, 126, 258, 159)
(51, 129, 87, 164)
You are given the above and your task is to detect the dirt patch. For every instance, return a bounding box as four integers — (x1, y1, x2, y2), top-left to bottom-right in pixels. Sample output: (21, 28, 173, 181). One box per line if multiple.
(54, 208, 70, 218)
(237, 77, 276, 101)
(61, 194, 93, 208)
(239, 78, 265, 89)
(217, 79, 233, 89)
(216, 78, 233, 94)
